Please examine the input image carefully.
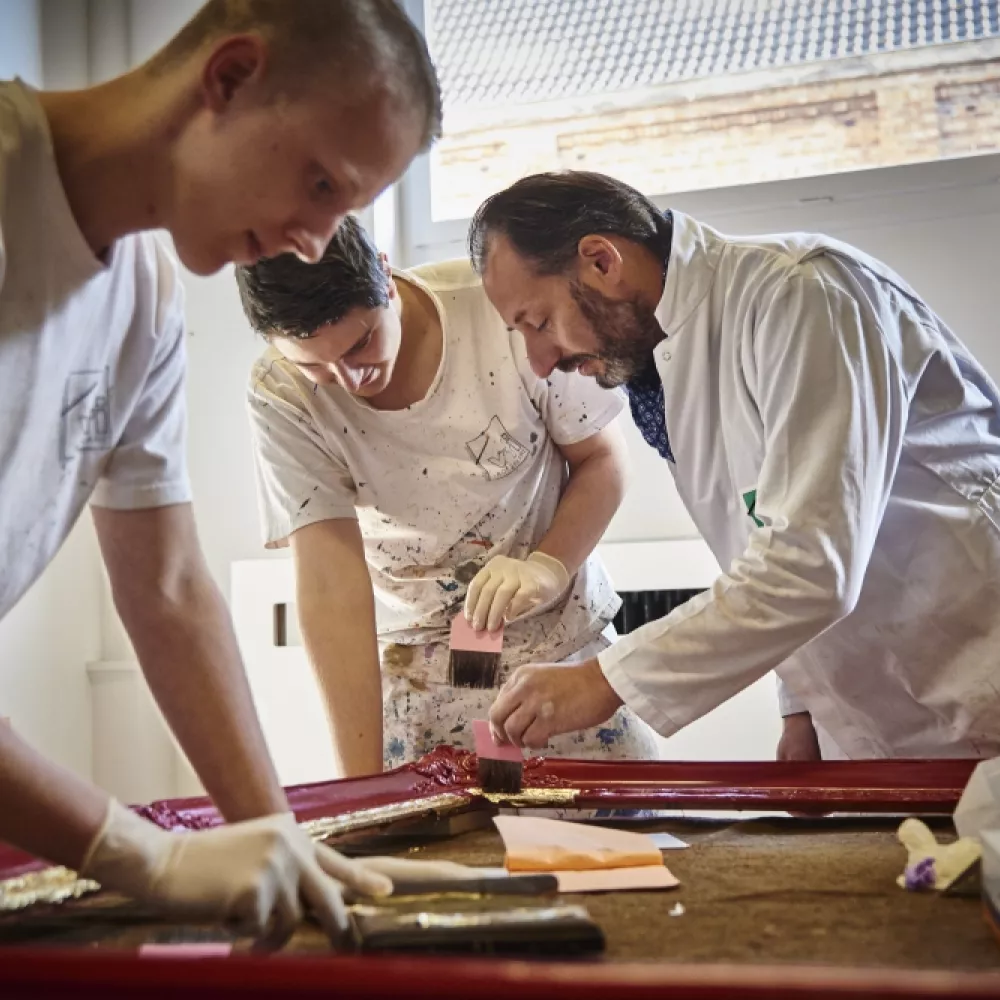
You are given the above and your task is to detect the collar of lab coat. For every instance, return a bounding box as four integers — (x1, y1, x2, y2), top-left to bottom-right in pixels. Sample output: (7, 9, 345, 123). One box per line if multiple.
(653, 211, 725, 353)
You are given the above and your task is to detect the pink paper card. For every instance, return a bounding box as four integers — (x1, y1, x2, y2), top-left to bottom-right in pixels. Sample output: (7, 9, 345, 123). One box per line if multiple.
(450, 614, 504, 652)
(494, 815, 664, 872)
(473, 719, 523, 761)
(554, 865, 679, 893)
(139, 943, 233, 959)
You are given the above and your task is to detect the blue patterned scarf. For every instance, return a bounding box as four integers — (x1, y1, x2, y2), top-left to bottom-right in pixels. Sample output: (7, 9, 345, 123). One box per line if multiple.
(625, 374, 673, 463)
(624, 212, 674, 463)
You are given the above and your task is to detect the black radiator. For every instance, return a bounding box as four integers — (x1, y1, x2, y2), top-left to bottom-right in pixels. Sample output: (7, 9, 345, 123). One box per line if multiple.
(613, 589, 705, 636)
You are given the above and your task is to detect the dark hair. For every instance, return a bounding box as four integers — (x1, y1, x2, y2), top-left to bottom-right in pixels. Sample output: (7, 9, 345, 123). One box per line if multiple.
(148, 0, 441, 151)
(468, 171, 671, 275)
(236, 215, 390, 339)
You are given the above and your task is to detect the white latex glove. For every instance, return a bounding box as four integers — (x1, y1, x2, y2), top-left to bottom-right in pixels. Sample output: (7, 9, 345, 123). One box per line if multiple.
(464, 552, 570, 632)
(896, 817, 981, 891)
(80, 800, 391, 948)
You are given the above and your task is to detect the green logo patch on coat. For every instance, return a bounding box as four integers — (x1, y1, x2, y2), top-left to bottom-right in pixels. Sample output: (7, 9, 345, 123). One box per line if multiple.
(743, 488, 764, 528)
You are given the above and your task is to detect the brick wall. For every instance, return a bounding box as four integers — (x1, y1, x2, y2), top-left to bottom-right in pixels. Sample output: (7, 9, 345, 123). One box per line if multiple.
(937, 76, 1000, 154)
(431, 55, 1000, 221)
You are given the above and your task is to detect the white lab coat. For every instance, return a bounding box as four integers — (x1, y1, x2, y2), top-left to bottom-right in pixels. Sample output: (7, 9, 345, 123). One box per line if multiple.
(599, 211, 1000, 759)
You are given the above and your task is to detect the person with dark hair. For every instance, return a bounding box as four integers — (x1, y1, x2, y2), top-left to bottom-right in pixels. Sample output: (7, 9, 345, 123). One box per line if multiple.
(238, 216, 659, 776)
(0, 0, 455, 947)
(477, 170, 1000, 763)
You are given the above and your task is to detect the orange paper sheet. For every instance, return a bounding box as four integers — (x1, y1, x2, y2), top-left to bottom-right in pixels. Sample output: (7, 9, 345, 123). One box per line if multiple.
(493, 815, 666, 872)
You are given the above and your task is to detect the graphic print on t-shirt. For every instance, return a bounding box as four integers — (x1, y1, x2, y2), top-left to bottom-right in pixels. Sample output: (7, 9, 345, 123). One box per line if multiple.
(465, 415, 530, 482)
(60, 368, 112, 465)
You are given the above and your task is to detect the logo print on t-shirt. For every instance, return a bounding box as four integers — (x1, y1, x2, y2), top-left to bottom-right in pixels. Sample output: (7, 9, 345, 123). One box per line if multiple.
(465, 415, 530, 481)
(60, 368, 112, 466)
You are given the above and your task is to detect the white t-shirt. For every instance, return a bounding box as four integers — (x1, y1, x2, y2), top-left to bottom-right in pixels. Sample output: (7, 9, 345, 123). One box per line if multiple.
(0, 80, 190, 620)
(248, 259, 624, 663)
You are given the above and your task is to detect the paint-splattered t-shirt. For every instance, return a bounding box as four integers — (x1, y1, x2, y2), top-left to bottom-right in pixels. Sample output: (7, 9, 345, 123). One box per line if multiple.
(248, 258, 623, 663)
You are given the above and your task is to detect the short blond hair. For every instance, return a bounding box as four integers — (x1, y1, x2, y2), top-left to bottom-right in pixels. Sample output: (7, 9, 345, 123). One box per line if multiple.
(148, 0, 441, 150)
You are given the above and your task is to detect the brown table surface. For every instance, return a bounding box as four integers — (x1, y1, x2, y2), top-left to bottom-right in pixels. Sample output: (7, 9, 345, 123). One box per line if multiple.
(3, 814, 998, 972)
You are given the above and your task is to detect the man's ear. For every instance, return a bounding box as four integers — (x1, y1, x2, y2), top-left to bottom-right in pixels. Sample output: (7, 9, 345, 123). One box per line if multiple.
(577, 235, 624, 286)
(200, 34, 269, 112)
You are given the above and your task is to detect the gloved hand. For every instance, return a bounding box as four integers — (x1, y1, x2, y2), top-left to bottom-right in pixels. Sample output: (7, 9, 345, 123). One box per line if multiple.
(80, 800, 392, 948)
(464, 552, 570, 632)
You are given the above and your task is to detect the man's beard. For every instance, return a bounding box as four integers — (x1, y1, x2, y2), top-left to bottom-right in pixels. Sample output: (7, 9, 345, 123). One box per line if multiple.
(567, 281, 665, 389)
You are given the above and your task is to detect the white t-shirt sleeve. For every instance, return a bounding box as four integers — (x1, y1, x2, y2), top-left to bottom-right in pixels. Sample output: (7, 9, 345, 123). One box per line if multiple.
(511, 332, 626, 446)
(90, 304, 191, 511)
(248, 361, 358, 548)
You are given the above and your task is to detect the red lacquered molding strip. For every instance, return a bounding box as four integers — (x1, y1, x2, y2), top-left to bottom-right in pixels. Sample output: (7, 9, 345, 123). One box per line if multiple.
(138, 746, 485, 832)
(1, 946, 1000, 1000)
(525, 758, 980, 813)
(0, 847, 47, 881)
(121, 756, 984, 827)
(524, 757, 977, 790)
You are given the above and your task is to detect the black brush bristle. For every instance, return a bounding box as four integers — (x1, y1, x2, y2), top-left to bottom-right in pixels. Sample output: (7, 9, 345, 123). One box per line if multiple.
(448, 649, 502, 688)
(478, 756, 524, 795)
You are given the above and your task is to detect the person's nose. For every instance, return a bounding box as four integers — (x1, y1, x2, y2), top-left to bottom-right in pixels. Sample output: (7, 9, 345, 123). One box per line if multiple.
(526, 337, 561, 380)
(284, 212, 347, 264)
(333, 359, 365, 392)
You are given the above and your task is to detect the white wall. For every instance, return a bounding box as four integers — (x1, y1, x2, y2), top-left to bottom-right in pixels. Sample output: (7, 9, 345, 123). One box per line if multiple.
(0, 0, 43, 86)
(128, 0, 200, 64)
(38, 0, 88, 91)
(182, 268, 287, 592)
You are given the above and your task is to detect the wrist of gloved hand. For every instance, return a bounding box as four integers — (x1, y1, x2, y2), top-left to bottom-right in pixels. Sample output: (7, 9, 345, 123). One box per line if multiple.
(79, 798, 174, 898)
(505, 551, 571, 622)
(525, 551, 570, 593)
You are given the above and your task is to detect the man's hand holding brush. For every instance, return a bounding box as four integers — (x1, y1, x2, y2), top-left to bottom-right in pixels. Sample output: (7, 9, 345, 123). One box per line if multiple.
(488, 658, 623, 750)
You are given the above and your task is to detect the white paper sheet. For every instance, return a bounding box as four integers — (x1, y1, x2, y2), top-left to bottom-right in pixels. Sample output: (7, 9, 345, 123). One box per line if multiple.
(647, 832, 689, 850)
